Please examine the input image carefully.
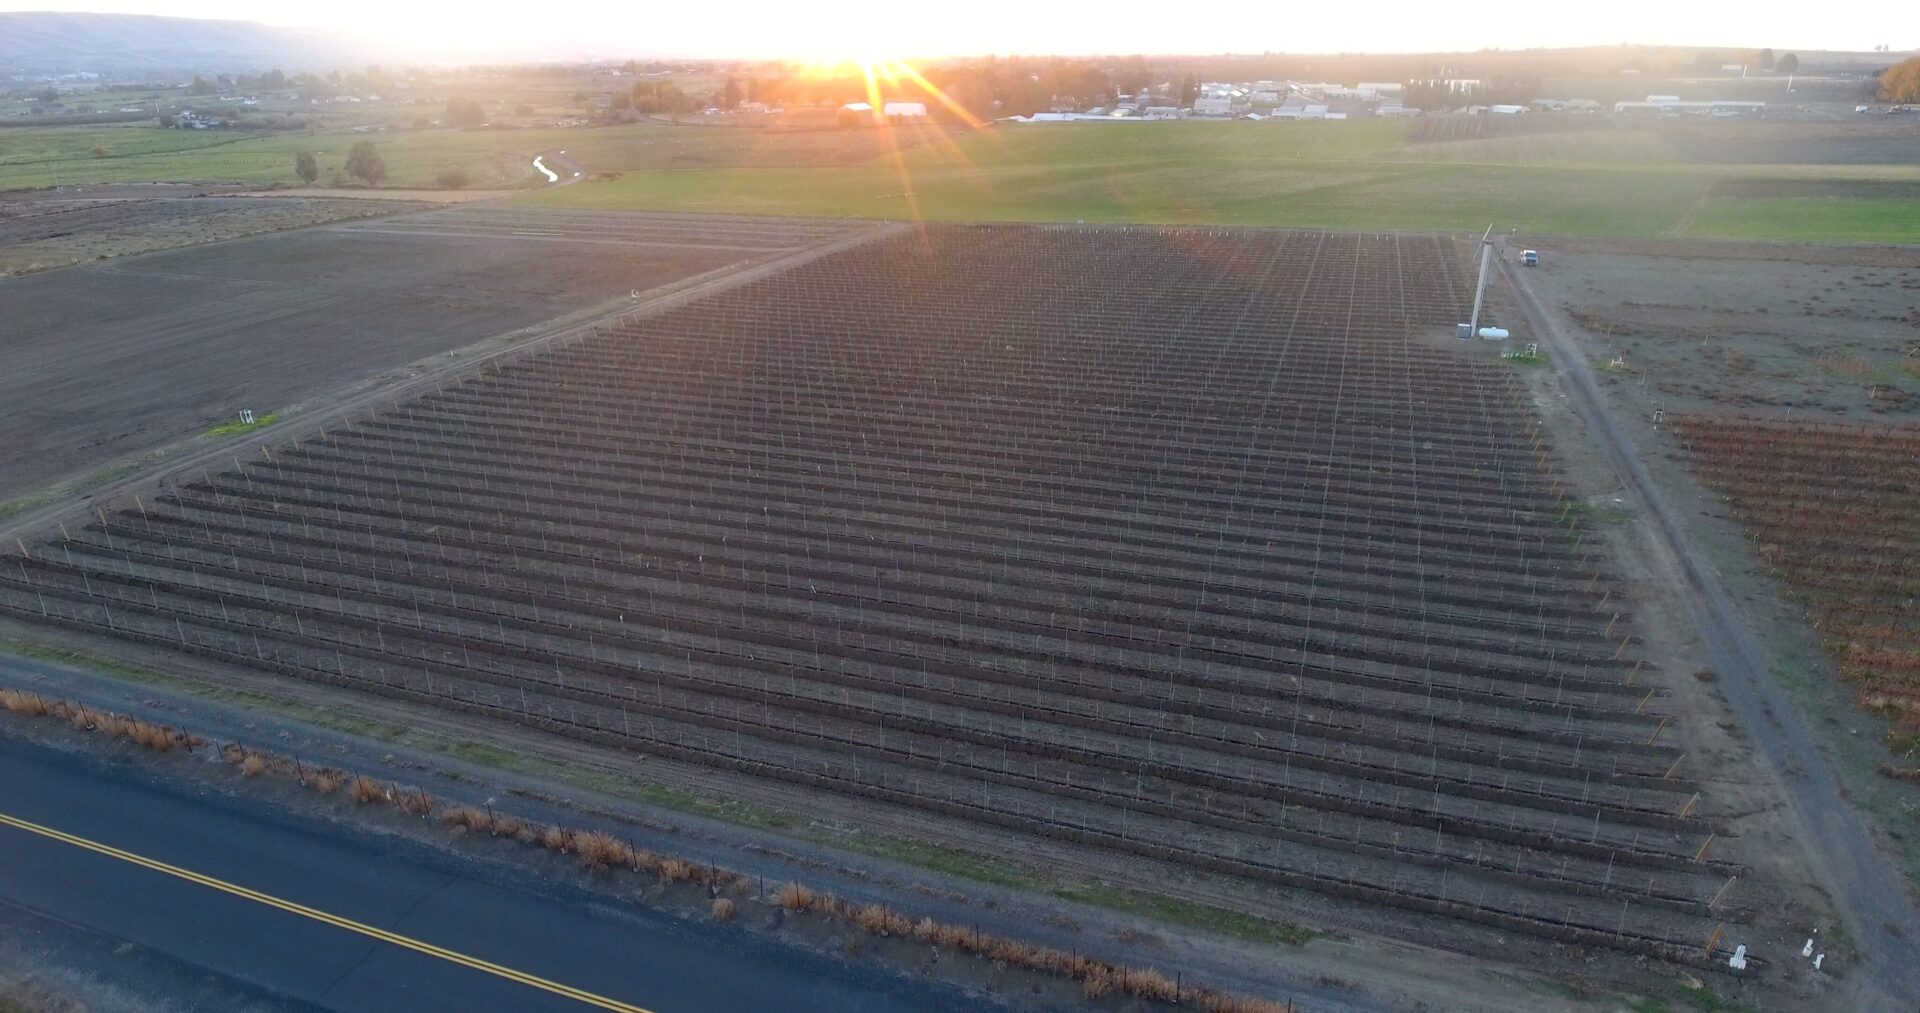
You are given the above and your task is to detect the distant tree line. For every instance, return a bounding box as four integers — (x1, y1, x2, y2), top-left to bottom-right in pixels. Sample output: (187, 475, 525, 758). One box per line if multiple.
(703, 57, 1155, 120)
(445, 98, 487, 127)
(627, 80, 696, 114)
(1401, 73, 1542, 111)
(1881, 56, 1920, 103)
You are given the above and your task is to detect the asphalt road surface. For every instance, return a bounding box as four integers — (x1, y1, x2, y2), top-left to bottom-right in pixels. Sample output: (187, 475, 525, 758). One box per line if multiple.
(0, 732, 980, 1012)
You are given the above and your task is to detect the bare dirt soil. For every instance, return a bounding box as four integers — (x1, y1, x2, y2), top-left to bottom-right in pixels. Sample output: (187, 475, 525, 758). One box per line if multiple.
(1521, 243, 1920, 418)
(0, 190, 429, 276)
(1653, 120, 1920, 166)
(0, 206, 878, 502)
(1405, 117, 1920, 166)
(1493, 240, 1920, 1005)
(229, 188, 510, 202)
(1497, 336, 1853, 1009)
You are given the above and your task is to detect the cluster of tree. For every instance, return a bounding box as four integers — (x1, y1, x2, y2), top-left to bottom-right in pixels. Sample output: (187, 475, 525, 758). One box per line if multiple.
(1881, 56, 1920, 103)
(344, 140, 385, 185)
(620, 60, 698, 76)
(1401, 81, 1464, 111)
(1398, 72, 1541, 111)
(234, 69, 287, 91)
(1683, 48, 1800, 74)
(226, 111, 310, 130)
(627, 80, 697, 115)
(445, 98, 487, 127)
(1743, 49, 1797, 74)
(285, 65, 398, 101)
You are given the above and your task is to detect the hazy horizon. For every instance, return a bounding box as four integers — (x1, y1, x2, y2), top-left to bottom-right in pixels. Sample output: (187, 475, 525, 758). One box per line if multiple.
(4, 2, 1913, 63)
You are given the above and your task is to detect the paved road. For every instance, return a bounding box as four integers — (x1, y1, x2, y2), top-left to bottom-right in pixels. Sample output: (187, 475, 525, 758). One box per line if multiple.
(0, 732, 979, 1012)
(1496, 241, 1920, 1007)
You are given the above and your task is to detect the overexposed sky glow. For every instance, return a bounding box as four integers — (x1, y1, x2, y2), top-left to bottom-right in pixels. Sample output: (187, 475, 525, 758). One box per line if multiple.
(7, 1, 1913, 60)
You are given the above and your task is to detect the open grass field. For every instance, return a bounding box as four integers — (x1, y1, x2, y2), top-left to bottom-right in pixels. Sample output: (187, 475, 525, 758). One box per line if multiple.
(0, 124, 570, 190)
(9, 116, 1919, 241)
(1686, 196, 1920, 244)
(0, 124, 251, 166)
(516, 118, 1920, 242)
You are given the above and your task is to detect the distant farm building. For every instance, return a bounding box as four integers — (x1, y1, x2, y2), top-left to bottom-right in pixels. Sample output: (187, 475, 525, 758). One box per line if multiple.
(1614, 99, 1766, 115)
(1270, 97, 1330, 119)
(837, 100, 928, 126)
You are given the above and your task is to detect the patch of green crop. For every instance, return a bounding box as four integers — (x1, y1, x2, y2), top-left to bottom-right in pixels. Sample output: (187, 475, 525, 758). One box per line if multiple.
(205, 411, 278, 436)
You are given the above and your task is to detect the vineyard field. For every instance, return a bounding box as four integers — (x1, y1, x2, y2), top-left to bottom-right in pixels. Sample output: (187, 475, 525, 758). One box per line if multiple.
(1, 225, 1771, 976)
(1673, 416, 1920, 759)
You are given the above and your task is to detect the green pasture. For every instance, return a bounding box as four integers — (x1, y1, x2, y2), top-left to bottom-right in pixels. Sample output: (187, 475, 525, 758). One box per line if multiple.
(0, 124, 565, 189)
(517, 122, 1710, 237)
(518, 120, 1920, 242)
(4, 117, 1918, 242)
(1683, 196, 1920, 243)
(0, 125, 245, 166)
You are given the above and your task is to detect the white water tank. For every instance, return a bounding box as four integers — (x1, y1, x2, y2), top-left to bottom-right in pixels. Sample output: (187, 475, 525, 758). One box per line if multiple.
(1478, 327, 1510, 340)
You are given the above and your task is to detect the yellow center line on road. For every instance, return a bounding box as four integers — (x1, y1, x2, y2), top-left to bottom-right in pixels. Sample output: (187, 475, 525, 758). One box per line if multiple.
(0, 810, 655, 1013)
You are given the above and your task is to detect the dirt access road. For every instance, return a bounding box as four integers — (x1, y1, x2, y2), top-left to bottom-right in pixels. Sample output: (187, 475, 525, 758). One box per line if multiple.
(1497, 240, 1920, 1009)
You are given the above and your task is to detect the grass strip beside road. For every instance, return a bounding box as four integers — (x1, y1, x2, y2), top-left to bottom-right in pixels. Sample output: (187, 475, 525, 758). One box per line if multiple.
(0, 630, 1316, 952)
(0, 809, 655, 1013)
(205, 411, 279, 437)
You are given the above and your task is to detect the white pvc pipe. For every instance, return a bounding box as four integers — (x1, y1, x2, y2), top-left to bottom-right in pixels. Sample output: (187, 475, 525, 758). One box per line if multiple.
(1467, 240, 1492, 336)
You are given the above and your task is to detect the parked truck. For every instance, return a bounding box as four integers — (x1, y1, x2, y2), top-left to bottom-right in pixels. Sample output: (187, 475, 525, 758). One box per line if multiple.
(1521, 249, 1539, 267)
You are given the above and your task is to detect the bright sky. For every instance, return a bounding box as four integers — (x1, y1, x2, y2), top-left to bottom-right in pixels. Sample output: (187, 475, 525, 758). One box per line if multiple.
(9, 1, 1912, 60)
